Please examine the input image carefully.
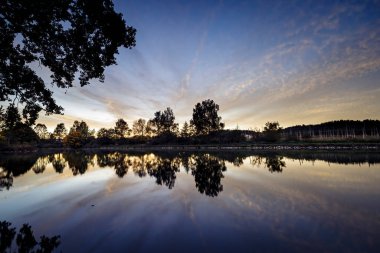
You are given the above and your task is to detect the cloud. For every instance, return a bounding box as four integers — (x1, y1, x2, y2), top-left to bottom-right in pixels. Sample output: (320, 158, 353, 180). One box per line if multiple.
(32, 0, 380, 130)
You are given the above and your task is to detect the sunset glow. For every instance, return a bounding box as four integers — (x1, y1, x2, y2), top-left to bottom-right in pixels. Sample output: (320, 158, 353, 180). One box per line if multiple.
(30, 0, 380, 130)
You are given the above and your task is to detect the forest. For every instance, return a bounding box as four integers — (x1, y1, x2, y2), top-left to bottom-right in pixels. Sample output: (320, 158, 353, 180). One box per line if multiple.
(1, 99, 379, 152)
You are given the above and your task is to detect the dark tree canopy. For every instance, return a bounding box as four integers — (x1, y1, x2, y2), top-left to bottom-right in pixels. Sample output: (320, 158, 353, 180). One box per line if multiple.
(190, 154, 226, 197)
(0, 0, 136, 124)
(191, 99, 224, 135)
(132, 118, 146, 137)
(53, 123, 67, 140)
(1, 104, 21, 130)
(263, 121, 282, 142)
(64, 120, 93, 147)
(149, 107, 178, 136)
(0, 220, 60, 253)
(114, 118, 130, 138)
(34, 123, 48, 139)
(264, 121, 281, 132)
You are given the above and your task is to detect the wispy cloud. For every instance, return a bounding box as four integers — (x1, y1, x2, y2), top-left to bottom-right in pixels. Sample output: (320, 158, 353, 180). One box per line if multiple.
(35, 0, 380, 130)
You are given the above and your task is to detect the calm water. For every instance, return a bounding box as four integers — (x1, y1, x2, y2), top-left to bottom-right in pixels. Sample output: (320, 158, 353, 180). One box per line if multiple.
(1, 151, 380, 253)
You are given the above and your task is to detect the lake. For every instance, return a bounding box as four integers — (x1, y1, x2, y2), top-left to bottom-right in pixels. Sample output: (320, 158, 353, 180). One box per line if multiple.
(1, 151, 380, 253)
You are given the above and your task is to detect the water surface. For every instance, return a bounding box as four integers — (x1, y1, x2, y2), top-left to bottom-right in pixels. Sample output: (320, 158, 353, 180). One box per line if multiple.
(1, 151, 380, 252)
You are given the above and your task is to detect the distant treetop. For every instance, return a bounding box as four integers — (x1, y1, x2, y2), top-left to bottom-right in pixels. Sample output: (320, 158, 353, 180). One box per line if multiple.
(191, 99, 224, 135)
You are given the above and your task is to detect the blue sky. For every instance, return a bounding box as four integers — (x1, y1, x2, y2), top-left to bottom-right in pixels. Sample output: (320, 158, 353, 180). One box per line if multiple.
(37, 0, 380, 131)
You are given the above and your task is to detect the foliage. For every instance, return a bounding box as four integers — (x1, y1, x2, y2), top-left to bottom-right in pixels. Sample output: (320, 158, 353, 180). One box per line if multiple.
(132, 118, 146, 137)
(0, 220, 60, 253)
(190, 99, 224, 135)
(283, 119, 380, 140)
(64, 120, 93, 148)
(145, 119, 156, 137)
(264, 121, 281, 132)
(0, 106, 5, 131)
(53, 123, 67, 140)
(180, 121, 191, 138)
(190, 154, 226, 197)
(2, 103, 21, 130)
(4, 123, 39, 144)
(0, 104, 39, 144)
(97, 127, 114, 139)
(34, 123, 49, 139)
(0, 0, 136, 123)
(264, 156, 286, 173)
(114, 118, 130, 138)
(262, 121, 282, 142)
(149, 107, 178, 136)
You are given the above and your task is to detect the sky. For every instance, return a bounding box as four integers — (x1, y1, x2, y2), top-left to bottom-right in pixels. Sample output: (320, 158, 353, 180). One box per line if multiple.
(35, 0, 380, 131)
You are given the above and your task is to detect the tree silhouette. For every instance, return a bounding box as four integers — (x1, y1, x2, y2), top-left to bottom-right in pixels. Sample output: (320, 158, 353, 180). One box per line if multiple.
(264, 155, 286, 173)
(2, 104, 21, 130)
(64, 120, 93, 148)
(190, 154, 227, 197)
(147, 157, 180, 189)
(0, 220, 16, 252)
(191, 99, 224, 135)
(115, 118, 131, 138)
(53, 123, 67, 140)
(0, 171, 13, 191)
(36, 235, 61, 253)
(149, 107, 178, 136)
(130, 155, 148, 177)
(31, 157, 50, 174)
(52, 154, 66, 173)
(63, 152, 94, 175)
(16, 224, 38, 253)
(113, 153, 129, 178)
(180, 121, 192, 138)
(263, 121, 282, 142)
(132, 118, 146, 137)
(34, 123, 49, 139)
(0, 106, 4, 131)
(97, 127, 115, 139)
(0, 0, 136, 123)
(0, 220, 60, 253)
(96, 152, 129, 177)
(145, 120, 156, 137)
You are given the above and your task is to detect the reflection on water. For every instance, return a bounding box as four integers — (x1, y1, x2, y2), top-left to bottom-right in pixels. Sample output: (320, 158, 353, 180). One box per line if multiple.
(1, 151, 380, 252)
(0, 220, 60, 253)
(1, 151, 380, 194)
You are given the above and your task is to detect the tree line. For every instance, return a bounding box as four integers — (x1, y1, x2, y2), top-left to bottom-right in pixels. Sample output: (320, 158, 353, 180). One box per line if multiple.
(1, 100, 380, 150)
(282, 120, 380, 141)
(0, 99, 228, 148)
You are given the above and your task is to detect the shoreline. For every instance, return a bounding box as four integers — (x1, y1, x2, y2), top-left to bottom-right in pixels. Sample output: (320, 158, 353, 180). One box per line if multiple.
(94, 143, 380, 152)
(1, 143, 380, 154)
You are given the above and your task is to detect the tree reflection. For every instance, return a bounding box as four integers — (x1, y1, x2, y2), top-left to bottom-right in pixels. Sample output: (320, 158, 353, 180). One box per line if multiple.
(16, 224, 38, 253)
(130, 155, 148, 178)
(146, 156, 180, 189)
(2, 151, 379, 194)
(190, 154, 227, 197)
(51, 154, 66, 174)
(31, 157, 50, 174)
(97, 152, 130, 178)
(63, 152, 95, 176)
(0, 154, 39, 190)
(0, 220, 15, 252)
(265, 156, 286, 173)
(0, 220, 60, 253)
(250, 155, 286, 173)
(0, 171, 13, 191)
